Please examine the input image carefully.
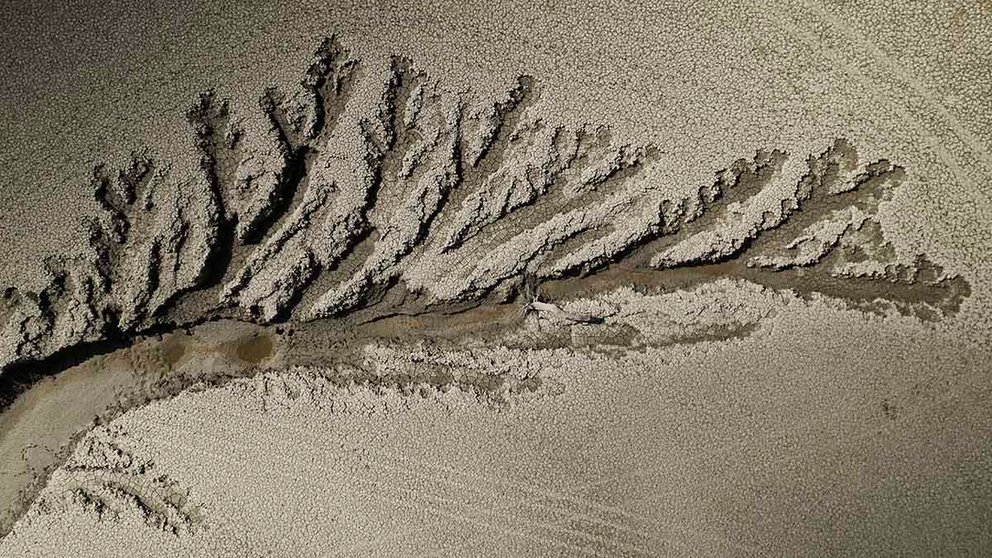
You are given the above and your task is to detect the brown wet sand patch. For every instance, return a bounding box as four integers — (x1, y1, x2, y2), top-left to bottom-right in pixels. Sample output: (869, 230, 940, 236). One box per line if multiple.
(231, 333, 274, 364)
(0, 323, 276, 535)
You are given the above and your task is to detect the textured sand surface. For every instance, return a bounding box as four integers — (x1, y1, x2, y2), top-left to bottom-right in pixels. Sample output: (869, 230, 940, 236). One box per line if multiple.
(0, 0, 990, 556)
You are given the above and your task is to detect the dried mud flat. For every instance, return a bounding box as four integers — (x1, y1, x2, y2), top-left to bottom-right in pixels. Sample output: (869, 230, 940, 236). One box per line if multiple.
(1, 1, 991, 556)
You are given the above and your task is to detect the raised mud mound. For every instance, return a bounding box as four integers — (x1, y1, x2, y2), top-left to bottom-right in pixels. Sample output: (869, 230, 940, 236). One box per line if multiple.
(0, 36, 970, 376)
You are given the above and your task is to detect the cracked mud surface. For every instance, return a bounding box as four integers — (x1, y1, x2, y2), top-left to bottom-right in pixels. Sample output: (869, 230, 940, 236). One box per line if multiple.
(1, 1, 991, 556)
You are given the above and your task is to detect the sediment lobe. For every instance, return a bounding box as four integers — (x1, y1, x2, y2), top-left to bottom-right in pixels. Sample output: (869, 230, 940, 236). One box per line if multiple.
(0, 36, 970, 378)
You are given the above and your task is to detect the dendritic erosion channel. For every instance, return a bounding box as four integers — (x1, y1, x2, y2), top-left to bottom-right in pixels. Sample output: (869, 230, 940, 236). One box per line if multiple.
(0, 36, 971, 536)
(0, 37, 969, 375)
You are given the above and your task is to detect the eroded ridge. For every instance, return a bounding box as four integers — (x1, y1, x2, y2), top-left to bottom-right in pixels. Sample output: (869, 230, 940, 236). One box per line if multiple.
(36, 425, 204, 536)
(0, 37, 969, 374)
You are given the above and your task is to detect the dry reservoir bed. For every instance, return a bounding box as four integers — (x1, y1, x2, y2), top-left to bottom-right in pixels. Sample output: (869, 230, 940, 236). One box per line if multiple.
(1, 3, 991, 555)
